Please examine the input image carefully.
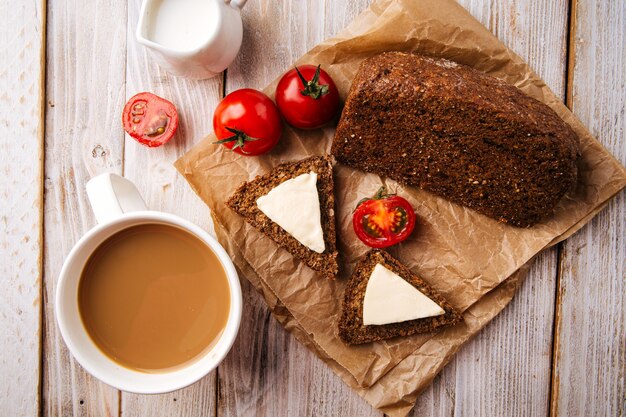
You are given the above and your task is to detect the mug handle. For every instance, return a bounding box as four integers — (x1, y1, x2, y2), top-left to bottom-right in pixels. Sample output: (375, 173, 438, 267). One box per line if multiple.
(228, 0, 247, 9)
(86, 173, 148, 224)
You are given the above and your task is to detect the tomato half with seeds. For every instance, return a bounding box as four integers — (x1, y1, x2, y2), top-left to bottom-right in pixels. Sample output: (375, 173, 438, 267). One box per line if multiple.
(122, 92, 179, 147)
(352, 187, 416, 248)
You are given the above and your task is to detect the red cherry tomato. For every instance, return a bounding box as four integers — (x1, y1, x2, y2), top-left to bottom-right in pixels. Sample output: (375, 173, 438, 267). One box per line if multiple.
(122, 92, 178, 147)
(213, 89, 282, 156)
(275, 64, 340, 129)
(352, 187, 416, 248)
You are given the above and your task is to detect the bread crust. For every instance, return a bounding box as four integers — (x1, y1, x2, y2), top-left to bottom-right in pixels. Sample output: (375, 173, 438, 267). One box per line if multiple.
(338, 249, 462, 345)
(332, 52, 580, 227)
(226, 156, 338, 279)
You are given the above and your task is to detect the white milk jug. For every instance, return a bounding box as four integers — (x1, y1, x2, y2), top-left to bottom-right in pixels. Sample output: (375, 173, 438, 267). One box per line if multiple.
(136, 0, 246, 79)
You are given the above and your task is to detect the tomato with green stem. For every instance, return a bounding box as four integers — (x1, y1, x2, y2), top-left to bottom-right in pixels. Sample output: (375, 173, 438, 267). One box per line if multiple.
(213, 89, 282, 156)
(275, 64, 340, 129)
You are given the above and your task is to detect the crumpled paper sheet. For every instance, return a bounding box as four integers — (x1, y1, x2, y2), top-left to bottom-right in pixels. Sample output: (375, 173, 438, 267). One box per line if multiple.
(213, 214, 525, 417)
(175, 0, 626, 414)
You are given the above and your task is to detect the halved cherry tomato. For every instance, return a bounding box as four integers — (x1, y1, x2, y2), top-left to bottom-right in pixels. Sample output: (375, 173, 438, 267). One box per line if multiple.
(352, 187, 416, 248)
(275, 64, 340, 129)
(122, 92, 178, 147)
(213, 89, 282, 156)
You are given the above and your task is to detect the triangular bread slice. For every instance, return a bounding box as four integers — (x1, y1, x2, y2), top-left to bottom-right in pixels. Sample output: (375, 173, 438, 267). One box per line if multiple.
(226, 156, 338, 279)
(339, 249, 462, 344)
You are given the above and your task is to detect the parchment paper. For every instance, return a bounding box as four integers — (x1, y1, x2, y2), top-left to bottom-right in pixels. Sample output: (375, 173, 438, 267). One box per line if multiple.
(175, 0, 626, 414)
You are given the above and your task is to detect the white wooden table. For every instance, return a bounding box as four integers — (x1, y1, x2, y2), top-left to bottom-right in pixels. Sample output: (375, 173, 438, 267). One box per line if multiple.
(1, 0, 624, 416)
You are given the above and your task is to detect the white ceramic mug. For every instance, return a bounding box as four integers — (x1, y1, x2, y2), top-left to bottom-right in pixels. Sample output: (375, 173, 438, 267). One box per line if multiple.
(136, 0, 246, 80)
(55, 173, 242, 394)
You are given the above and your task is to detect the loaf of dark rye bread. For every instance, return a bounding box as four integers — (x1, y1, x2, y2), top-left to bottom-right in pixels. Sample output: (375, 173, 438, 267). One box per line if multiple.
(339, 249, 462, 345)
(226, 156, 338, 279)
(331, 52, 580, 227)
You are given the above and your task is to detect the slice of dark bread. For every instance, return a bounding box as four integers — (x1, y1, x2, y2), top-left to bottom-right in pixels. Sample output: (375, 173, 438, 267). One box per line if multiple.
(339, 249, 462, 344)
(227, 156, 338, 279)
(331, 52, 580, 227)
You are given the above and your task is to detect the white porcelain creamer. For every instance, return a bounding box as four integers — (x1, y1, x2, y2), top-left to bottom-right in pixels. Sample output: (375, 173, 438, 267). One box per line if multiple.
(136, 0, 246, 80)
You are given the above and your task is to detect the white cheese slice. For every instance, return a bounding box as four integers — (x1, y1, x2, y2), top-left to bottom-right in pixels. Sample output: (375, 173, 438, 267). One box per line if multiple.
(363, 263, 444, 326)
(256, 172, 325, 254)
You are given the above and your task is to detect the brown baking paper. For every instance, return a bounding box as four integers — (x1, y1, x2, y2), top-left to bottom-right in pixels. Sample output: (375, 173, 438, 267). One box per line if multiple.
(175, 0, 626, 414)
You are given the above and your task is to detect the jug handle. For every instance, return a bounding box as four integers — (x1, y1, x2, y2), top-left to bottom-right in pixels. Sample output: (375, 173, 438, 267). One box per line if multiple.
(86, 173, 148, 224)
(228, 0, 247, 9)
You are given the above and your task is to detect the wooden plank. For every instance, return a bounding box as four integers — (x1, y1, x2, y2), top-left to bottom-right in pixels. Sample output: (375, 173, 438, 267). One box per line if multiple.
(217, 1, 380, 416)
(118, 0, 223, 415)
(41, 0, 128, 415)
(413, 251, 558, 416)
(0, 0, 46, 416)
(411, 0, 569, 415)
(551, 0, 625, 415)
